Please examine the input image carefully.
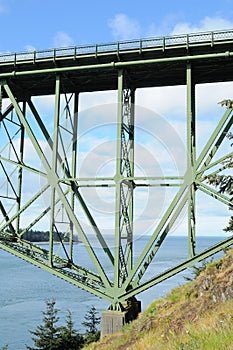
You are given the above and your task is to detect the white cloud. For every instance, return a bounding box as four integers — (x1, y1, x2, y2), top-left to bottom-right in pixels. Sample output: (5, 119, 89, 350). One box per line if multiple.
(171, 16, 233, 35)
(79, 91, 117, 112)
(196, 82, 233, 114)
(24, 45, 36, 52)
(108, 14, 233, 42)
(136, 86, 186, 119)
(53, 31, 74, 48)
(108, 13, 141, 40)
(0, 1, 7, 14)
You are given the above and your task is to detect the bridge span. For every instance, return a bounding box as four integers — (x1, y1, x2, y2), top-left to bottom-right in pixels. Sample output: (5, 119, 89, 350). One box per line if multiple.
(0, 29, 233, 335)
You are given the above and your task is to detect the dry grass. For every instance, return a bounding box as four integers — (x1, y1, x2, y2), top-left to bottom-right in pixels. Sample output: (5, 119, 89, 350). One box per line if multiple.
(85, 248, 233, 350)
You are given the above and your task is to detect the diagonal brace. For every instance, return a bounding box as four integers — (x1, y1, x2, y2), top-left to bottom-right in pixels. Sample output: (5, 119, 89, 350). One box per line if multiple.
(3, 82, 112, 290)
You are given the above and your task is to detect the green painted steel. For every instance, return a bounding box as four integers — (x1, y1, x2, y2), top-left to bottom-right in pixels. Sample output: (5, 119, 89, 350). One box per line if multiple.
(0, 29, 233, 312)
(186, 63, 196, 257)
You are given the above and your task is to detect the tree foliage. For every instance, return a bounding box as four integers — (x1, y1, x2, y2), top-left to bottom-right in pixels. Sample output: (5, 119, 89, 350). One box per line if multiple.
(206, 132, 233, 232)
(27, 299, 61, 350)
(22, 229, 70, 243)
(57, 310, 84, 350)
(82, 305, 101, 343)
(185, 258, 214, 281)
(27, 299, 84, 350)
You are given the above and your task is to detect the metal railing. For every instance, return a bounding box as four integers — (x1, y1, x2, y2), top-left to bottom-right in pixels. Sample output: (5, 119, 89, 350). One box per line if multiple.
(1, 29, 233, 65)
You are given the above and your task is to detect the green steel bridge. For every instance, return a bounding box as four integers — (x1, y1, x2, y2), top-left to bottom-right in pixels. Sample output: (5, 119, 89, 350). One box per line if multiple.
(0, 28, 233, 333)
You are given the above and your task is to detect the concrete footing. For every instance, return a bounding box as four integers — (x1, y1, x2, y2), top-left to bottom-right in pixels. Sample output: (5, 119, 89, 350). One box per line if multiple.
(101, 300, 141, 338)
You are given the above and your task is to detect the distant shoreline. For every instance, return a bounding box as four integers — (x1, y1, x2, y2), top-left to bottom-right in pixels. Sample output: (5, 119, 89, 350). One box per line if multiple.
(32, 241, 80, 245)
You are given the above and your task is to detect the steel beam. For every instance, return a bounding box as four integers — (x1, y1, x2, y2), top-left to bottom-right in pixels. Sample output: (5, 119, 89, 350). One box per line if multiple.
(122, 178, 189, 291)
(187, 63, 196, 257)
(113, 70, 136, 304)
(196, 107, 233, 172)
(0, 51, 233, 80)
(3, 82, 112, 291)
(0, 35, 232, 321)
(118, 235, 233, 301)
(16, 102, 25, 235)
(27, 95, 114, 266)
(49, 75, 61, 265)
(70, 93, 79, 261)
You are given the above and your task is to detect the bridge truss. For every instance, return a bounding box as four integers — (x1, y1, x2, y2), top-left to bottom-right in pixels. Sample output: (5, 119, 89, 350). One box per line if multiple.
(0, 29, 233, 315)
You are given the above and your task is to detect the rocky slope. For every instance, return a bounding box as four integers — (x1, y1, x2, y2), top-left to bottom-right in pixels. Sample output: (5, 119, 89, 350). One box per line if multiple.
(85, 247, 233, 350)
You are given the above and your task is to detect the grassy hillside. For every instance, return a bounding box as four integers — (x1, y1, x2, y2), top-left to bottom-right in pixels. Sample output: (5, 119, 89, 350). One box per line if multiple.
(85, 247, 233, 350)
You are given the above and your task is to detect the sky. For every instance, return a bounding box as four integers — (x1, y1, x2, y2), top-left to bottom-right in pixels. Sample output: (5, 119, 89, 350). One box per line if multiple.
(0, 0, 233, 52)
(0, 0, 233, 239)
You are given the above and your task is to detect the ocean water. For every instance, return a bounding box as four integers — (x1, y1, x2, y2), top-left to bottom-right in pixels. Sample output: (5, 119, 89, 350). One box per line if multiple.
(0, 235, 226, 349)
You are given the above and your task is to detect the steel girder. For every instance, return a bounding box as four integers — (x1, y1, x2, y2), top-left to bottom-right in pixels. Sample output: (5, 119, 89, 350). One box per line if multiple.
(0, 61, 232, 309)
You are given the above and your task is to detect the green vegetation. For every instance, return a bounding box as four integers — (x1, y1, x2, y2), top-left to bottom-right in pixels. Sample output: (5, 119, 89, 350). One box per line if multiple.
(206, 132, 233, 232)
(82, 305, 101, 344)
(27, 299, 65, 350)
(26, 300, 100, 350)
(22, 229, 68, 243)
(19, 229, 79, 243)
(184, 258, 214, 281)
(57, 310, 85, 350)
(27, 299, 85, 350)
(84, 248, 233, 350)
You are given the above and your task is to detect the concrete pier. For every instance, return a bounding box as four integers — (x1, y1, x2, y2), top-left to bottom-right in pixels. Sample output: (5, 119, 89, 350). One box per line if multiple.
(101, 300, 141, 337)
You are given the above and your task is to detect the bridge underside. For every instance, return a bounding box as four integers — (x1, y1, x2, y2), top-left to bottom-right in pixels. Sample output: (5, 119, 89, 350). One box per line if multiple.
(0, 30, 233, 319)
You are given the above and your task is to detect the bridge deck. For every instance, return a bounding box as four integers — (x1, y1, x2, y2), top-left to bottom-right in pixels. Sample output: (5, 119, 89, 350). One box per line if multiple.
(1, 29, 233, 97)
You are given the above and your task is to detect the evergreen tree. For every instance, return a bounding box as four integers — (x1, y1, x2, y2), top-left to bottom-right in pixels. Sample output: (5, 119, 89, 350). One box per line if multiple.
(26, 299, 61, 350)
(27, 299, 85, 350)
(207, 133, 233, 232)
(82, 305, 101, 343)
(57, 310, 84, 350)
(224, 216, 233, 232)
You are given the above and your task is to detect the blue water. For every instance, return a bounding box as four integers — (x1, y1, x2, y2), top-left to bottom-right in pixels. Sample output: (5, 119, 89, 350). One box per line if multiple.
(0, 235, 227, 349)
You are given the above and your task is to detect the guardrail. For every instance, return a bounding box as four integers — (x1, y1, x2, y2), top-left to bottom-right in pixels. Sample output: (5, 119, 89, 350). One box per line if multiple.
(1, 29, 233, 64)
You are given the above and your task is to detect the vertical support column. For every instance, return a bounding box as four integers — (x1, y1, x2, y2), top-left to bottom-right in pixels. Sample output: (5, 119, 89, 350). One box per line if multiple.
(187, 63, 196, 257)
(125, 88, 135, 272)
(16, 101, 25, 235)
(70, 92, 79, 261)
(114, 69, 124, 289)
(114, 70, 135, 294)
(49, 75, 61, 265)
(0, 83, 2, 116)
